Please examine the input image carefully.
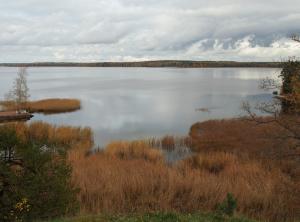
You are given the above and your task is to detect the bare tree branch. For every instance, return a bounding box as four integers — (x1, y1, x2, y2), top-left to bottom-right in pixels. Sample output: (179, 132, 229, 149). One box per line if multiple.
(291, 34, 300, 43)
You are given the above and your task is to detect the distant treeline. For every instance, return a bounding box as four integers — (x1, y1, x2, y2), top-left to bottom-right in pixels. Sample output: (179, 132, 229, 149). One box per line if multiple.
(0, 60, 282, 68)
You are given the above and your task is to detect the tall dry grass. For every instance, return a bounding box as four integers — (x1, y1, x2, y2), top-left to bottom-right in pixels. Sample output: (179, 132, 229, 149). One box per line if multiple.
(7, 121, 92, 148)
(189, 118, 300, 180)
(189, 118, 298, 159)
(146, 135, 193, 151)
(68, 139, 299, 222)
(104, 141, 163, 163)
(1, 98, 81, 114)
(5, 120, 299, 221)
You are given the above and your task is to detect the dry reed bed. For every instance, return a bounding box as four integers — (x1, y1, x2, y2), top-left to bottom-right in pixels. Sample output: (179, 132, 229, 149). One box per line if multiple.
(104, 141, 164, 162)
(1, 98, 81, 114)
(189, 118, 300, 179)
(145, 135, 193, 151)
(68, 139, 299, 221)
(5, 121, 299, 221)
(189, 118, 291, 160)
(8, 121, 92, 147)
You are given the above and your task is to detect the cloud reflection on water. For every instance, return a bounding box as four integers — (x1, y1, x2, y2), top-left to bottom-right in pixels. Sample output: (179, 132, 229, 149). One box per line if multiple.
(0, 67, 279, 145)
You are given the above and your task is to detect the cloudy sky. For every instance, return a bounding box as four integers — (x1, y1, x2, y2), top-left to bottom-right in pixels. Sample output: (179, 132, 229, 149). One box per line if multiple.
(1, 0, 300, 62)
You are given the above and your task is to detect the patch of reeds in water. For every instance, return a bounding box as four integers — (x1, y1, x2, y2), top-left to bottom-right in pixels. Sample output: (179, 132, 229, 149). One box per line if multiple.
(1, 98, 81, 114)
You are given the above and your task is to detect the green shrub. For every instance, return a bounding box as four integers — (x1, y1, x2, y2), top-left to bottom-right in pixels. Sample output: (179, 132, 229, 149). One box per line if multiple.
(280, 60, 300, 95)
(216, 193, 237, 217)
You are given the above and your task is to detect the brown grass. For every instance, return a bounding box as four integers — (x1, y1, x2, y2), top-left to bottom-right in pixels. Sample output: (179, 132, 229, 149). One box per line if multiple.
(8, 121, 92, 148)
(183, 152, 238, 174)
(68, 143, 298, 221)
(1, 98, 81, 114)
(146, 135, 193, 151)
(104, 141, 163, 163)
(189, 118, 297, 159)
(189, 118, 300, 180)
(5, 120, 299, 221)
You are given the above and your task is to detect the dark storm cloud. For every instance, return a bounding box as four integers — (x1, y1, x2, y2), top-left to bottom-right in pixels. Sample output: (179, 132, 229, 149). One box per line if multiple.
(0, 0, 300, 62)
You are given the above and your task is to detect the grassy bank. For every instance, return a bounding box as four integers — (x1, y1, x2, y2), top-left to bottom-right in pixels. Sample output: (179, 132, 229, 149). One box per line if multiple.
(45, 212, 256, 222)
(1, 98, 81, 114)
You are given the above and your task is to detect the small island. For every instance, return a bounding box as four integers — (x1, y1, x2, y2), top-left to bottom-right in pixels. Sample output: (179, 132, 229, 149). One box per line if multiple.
(1, 98, 81, 115)
(0, 68, 81, 122)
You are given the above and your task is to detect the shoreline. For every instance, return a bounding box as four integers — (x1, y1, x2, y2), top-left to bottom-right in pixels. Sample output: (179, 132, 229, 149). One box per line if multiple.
(0, 61, 282, 68)
(0, 111, 33, 122)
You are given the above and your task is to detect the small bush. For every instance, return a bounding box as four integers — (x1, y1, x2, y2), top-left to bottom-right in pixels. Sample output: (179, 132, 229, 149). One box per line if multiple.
(216, 193, 238, 217)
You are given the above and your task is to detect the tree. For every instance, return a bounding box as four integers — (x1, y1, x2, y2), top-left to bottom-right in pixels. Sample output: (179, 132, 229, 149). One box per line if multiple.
(0, 126, 78, 222)
(242, 36, 300, 157)
(279, 60, 300, 113)
(5, 67, 30, 111)
(0, 126, 20, 222)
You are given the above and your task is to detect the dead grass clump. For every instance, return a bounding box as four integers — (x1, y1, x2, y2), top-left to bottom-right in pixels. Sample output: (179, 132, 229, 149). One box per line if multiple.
(189, 118, 300, 182)
(146, 136, 193, 151)
(104, 141, 163, 163)
(8, 121, 93, 148)
(161, 136, 176, 150)
(182, 152, 237, 174)
(189, 118, 296, 159)
(1, 98, 81, 114)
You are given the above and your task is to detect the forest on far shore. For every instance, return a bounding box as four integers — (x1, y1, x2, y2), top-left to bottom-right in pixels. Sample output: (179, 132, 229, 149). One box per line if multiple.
(0, 60, 282, 68)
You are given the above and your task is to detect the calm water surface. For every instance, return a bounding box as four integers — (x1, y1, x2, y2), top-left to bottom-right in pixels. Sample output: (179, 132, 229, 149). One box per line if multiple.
(0, 67, 280, 146)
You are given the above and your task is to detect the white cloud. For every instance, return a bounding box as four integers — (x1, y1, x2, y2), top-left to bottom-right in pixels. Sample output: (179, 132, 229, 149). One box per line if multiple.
(0, 0, 300, 62)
